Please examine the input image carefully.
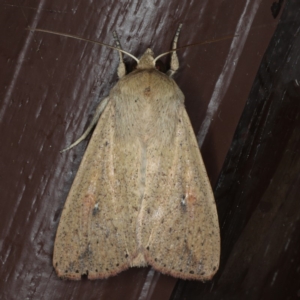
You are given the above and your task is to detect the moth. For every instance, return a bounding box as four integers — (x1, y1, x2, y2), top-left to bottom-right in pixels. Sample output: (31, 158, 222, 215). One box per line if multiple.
(30, 25, 220, 280)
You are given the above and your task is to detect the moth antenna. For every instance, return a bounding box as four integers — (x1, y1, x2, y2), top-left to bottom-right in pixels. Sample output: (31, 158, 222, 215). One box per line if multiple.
(166, 23, 182, 77)
(25, 28, 139, 63)
(154, 34, 238, 63)
(113, 31, 126, 78)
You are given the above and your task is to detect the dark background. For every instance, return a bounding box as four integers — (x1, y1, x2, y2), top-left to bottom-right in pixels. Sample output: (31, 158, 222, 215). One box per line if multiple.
(1, 0, 299, 299)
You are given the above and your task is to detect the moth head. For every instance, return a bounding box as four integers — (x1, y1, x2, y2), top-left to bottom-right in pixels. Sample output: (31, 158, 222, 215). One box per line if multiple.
(136, 48, 155, 70)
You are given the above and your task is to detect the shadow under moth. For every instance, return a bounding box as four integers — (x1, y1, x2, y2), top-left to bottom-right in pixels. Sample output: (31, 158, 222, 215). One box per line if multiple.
(29, 24, 220, 280)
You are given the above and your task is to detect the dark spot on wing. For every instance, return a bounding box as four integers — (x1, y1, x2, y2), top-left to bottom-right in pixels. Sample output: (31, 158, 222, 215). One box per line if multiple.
(92, 205, 99, 216)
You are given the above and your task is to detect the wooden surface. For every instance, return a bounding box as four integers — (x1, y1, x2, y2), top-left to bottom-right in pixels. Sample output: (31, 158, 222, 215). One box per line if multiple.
(172, 1, 300, 299)
(0, 0, 292, 299)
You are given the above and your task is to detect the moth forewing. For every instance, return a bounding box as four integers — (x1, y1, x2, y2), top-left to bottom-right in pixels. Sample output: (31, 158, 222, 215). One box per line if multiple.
(50, 25, 220, 280)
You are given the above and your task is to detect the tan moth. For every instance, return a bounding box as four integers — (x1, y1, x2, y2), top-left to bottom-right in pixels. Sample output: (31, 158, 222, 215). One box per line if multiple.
(29, 25, 220, 280)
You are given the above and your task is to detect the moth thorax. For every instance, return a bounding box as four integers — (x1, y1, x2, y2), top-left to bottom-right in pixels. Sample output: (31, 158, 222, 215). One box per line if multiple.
(137, 48, 155, 70)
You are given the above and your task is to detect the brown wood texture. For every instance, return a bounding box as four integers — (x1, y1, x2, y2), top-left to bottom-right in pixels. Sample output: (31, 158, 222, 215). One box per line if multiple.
(172, 1, 300, 299)
(0, 0, 285, 299)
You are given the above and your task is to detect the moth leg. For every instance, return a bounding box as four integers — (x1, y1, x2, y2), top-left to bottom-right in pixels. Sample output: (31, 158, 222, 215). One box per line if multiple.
(61, 97, 109, 152)
(113, 31, 126, 78)
(166, 23, 182, 77)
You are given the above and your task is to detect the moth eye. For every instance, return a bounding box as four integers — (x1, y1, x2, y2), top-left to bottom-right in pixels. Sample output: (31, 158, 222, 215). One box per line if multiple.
(129, 62, 138, 72)
(155, 60, 166, 73)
